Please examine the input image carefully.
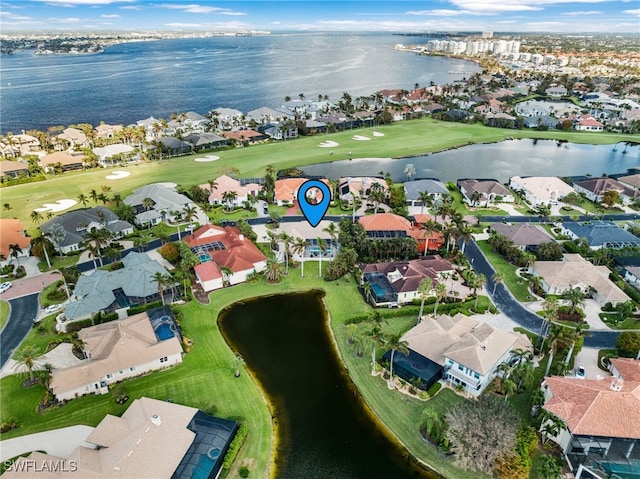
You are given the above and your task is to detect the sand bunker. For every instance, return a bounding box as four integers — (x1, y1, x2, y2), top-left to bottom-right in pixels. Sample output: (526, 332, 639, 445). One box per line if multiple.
(352, 135, 371, 141)
(105, 170, 131, 180)
(194, 155, 220, 162)
(372, 131, 384, 137)
(35, 199, 77, 213)
(318, 140, 339, 148)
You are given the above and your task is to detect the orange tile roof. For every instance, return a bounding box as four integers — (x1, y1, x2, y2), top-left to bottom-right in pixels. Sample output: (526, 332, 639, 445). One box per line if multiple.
(194, 261, 222, 282)
(610, 358, 640, 382)
(0, 219, 30, 260)
(40, 151, 85, 167)
(358, 213, 412, 232)
(543, 376, 640, 439)
(274, 178, 330, 204)
(0, 161, 29, 175)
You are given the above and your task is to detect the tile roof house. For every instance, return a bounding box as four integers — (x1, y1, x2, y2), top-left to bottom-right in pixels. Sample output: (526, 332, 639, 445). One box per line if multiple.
(457, 179, 514, 206)
(361, 256, 455, 306)
(575, 114, 604, 131)
(57, 127, 89, 148)
(94, 123, 123, 139)
(540, 361, 640, 478)
(404, 179, 449, 206)
(155, 137, 193, 157)
(184, 225, 268, 292)
(573, 177, 640, 205)
(358, 213, 444, 252)
(401, 314, 533, 396)
(509, 176, 574, 206)
(274, 178, 330, 206)
(40, 151, 85, 172)
(50, 309, 183, 400)
(338, 177, 388, 202)
(0, 218, 31, 267)
(489, 223, 553, 251)
(560, 221, 640, 250)
(199, 175, 263, 207)
(247, 106, 294, 124)
(618, 173, 640, 191)
(0, 160, 30, 180)
(531, 254, 630, 306)
(40, 206, 134, 255)
(64, 252, 173, 321)
(3, 397, 238, 479)
(523, 115, 559, 129)
(183, 132, 229, 151)
(257, 122, 298, 141)
(220, 129, 268, 145)
(92, 143, 138, 167)
(123, 184, 194, 227)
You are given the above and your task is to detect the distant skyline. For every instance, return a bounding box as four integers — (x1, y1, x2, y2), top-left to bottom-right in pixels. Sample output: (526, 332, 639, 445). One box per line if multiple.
(0, 0, 639, 33)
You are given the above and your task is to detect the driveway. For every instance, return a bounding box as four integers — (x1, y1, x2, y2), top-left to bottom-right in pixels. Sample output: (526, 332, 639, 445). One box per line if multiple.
(0, 271, 62, 301)
(0, 425, 95, 462)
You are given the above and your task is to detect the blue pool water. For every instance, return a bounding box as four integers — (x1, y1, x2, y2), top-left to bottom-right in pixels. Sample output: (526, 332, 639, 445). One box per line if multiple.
(198, 253, 211, 263)
(155, 322, 176, 341)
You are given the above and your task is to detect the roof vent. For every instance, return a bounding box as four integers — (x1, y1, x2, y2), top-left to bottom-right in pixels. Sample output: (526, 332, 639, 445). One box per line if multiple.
(610, 379, 624, 392)
(150, 414, 162, 426)
(239, 234, 244, 241)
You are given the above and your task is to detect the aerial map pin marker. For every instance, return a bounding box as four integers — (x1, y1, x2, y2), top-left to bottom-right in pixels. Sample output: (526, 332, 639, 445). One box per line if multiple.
(297, 179, 331, 227)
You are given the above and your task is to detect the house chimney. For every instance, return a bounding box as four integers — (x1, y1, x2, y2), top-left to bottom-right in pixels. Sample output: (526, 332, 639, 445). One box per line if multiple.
(239, 234, 244, 241)
(150, 414, 162, 426)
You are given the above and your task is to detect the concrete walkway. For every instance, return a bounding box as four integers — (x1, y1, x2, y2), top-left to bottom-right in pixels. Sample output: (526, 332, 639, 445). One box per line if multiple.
(0, 343, 84, 379)
(0, 425, 95, 461)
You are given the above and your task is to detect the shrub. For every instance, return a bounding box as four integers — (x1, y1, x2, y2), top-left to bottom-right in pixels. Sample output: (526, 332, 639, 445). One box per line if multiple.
(221, 423, 248, 473)
(159, 242, 180, 263)
(617, 331, 640, 358)
(66, 318, 93, 332)
(427, 382, 441, 396)
(239, 466, 250, 478)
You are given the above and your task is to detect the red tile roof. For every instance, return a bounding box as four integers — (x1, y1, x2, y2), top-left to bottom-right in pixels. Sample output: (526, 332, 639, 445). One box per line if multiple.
(358, 213, 412, 231)
(543, 376, 640, 439)
(194, 261, 222, 282)
(610, 358, 640, 382)
(0, 219, 30, 260)
(275, 178, 330, 204)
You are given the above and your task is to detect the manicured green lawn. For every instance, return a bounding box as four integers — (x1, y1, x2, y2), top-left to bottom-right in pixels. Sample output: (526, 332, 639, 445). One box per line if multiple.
(599, 312, 640, 330)
(4, 119, 637, 236)
(476, 240, 535, 303)
(448, 189, 508, 217)
(0, 300, 9, 331)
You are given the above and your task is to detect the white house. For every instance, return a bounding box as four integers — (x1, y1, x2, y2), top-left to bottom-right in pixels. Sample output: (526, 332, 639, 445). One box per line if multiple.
(509, 176, 574, 206)
(93, 143, 138, 167)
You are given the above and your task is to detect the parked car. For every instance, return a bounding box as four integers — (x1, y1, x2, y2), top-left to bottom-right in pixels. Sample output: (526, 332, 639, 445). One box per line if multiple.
(0, 282, 11, 294)
(576, 366, 586, 379)
(44, 304, 62, 314)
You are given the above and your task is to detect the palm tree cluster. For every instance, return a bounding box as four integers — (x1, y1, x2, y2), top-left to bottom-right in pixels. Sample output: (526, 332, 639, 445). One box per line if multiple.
(497, 348, 535, 400)
(487, 230, 537, 268)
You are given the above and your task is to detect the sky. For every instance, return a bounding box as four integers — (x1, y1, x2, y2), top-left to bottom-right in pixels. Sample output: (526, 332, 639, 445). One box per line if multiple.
(0, 0, 639, 33)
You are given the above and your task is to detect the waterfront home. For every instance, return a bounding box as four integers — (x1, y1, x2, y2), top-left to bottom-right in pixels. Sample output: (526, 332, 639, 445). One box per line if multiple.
(199, 175, 263, 208)
(167, 111, 208, 134)
(618, 174, 640, 192)
(184, 224, 267, 292)
(358, 213, 443, 252)
(488, 223, 553, 251)
(274, 178, 330, 206)
(220, 129, 268, 146)
(575, 115, 604, 132)
(4, 397, 238, 479)
(49, 308, 182, 401)
(211, 107, 245, 129)
(154, 137, 193, 157)
(40, 206, 134, 254)
(0, 160, 29, 180)
(94, 123, 123, 139)
(56, 127, 89, 148)
(338, 176, 388, 203)
(63, 252, 173, 322)
(361, 256, 454, 306)
(523, 115, 559, 129)
(39, 151, 85, 173)
(400, 313, 533, 396)
(457, 179, 514, 206)
(509, 176, 574, 206)
(560, 221, 640, 250)
(404, 179, 449, 206)
(0, 133, 41, 157)
(0, 218, 30, 267)
(540, 362, 640, 478)
(123, 184, 194, 227)
(573, 177, 640, 205)
(530, 253, 630, 306)
(136, 116, 164, 139)
(92, 143, 138, 167)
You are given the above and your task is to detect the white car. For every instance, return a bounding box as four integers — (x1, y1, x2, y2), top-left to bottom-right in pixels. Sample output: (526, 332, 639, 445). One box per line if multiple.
(0, 282, 11, 294)
(44, 304, 62, 314)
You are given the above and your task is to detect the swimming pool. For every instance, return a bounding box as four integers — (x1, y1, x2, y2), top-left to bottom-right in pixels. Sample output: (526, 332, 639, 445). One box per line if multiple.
(198, 253, 211, 263)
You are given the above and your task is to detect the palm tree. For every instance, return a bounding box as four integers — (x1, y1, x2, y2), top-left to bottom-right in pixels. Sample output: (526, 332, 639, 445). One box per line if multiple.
(232, 353, 245, 378)
(317, 237, 328, 278)
(404, 163, 416, 181)
(491, 272, 504, 295)
(30, 209, 44, 225)
(323, 222, 338, 243)
(9, 244, 23, 267)
(31, 235, 52, 269)
(89, 189, 99, 204)
(563, 322, 589, 366)
(418, 191, 433, 215)
(501, 377, 517, 401)
(420, 220, 439, 255)
(182, 205, 197, 230)
(386, 333, 409, 388)
(13, 345, 44, 381)
(222, 191, 238, 212)
(220, 266, 234, 287)
(433, 283, 447, 316)
(77, 193, 88, 207)
(265, 257, 283, 283)
(545, 325, 567, 376)
(152, 271, 167, 305)
(142, 197, 154, 211)
(292, 237, 307, 278)
(457, 224, 474, 253)
(279, 232, 292, 274)
(472, 273, 487, 310)
(366, 325, 385, 375)
(566, 287, 586, 316)
(417, 277, 433, 322)
(420, 408, 442, 440)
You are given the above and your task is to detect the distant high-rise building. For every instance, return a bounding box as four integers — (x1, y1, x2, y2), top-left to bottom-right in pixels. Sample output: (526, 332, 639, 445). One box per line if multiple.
(482, 31, 493, 39)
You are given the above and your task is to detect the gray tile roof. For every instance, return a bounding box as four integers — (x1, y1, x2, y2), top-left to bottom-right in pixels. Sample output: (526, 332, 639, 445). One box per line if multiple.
(65, 252, 170, 320)
(404, 179, 449, 201)
(124, 184, 192, 213)
(563, 221, 640, 248)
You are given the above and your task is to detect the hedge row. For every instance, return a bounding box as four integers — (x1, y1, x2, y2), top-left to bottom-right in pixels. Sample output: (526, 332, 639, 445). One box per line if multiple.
(220, 423, 248, 476)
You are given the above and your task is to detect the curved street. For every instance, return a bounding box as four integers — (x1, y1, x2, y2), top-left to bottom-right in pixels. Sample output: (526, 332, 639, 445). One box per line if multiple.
(0, 293, 40, 368)
(463, 240, 619, 349)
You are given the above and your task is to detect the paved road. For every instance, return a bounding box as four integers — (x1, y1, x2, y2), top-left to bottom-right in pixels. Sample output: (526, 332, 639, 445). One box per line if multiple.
(0, 293, 39, 368)
(463, 240, 619, 349)
(479, 213, 640, 223)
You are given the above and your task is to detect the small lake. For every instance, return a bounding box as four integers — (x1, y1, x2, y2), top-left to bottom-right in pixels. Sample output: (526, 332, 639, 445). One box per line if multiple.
(299, 139, 640, 183)
(219, 291, 437, 479)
